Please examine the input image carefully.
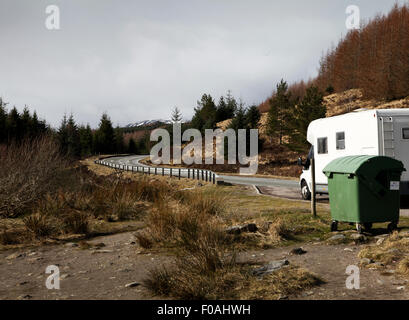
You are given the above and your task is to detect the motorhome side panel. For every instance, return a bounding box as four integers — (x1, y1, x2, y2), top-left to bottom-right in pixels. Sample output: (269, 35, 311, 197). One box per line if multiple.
(377, 110, 409, 195)
(311, 111, 379, 187)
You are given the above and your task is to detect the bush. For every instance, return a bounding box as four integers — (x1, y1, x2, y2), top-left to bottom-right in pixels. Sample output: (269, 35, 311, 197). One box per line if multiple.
(23, 213, 58, 239)
(0, 136, 68, 218)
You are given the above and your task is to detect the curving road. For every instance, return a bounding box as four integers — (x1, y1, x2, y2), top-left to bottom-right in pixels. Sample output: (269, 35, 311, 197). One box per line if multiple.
(101, 155, 300, 189)
(98, 155, 409, 216)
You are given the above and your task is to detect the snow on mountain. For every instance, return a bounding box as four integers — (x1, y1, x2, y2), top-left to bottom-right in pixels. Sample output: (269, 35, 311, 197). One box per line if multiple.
(124, 119, 172, 128)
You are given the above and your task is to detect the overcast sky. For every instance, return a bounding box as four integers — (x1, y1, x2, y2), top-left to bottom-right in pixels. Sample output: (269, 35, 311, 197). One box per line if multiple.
(0, 0, 405, 127)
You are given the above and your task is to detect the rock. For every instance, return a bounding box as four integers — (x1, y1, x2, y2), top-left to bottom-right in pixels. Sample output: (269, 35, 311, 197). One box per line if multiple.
(399, 231, 409, 237)
(376, 238, 385, 245)
(6, 252, 24, 260)
(17, 294, 32, 300)
(344, 248, 354, 252)
(350, 233, 367, 243)
(125, 282, 141, 288)
(328, 234, 346, 242)
(252, 259, 289, 277)
(397, 286, 405, 290)
(226, 223, 258, 235)
(60, 274, 70, 280)
(65, 242, 78, 248)
(289, 248, 307, 255)
(302, 291, 314, 297)
(360, 258, 374, 265)
(94, 242, 106, 248)
(91, 249, 114, 254)
(240, 223, 258, 233)
(18, 281, 28, 286)
(226, 226, 241, 235)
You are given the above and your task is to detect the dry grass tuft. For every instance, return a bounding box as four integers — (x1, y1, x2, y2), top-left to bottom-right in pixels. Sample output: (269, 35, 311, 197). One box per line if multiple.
(0, 137, 68, 218)
(359, 232, 409, 277)
(23, 213, 58, 239)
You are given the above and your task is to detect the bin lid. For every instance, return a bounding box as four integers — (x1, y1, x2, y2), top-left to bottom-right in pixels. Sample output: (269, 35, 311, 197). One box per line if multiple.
(323, 155, 405, 176)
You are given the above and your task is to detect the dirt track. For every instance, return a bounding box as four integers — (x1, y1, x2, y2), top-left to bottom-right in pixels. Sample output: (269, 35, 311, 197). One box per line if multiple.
(1, 231, 408, 300)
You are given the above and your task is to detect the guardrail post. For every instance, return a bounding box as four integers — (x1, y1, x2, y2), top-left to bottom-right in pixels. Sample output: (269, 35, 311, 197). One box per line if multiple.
(155, 167, 157, 175)
(162, 167, 164, 176)
(178, 168, 181, 180)
(188, 169, 190, 179)
(206, 171, 208, 182)
(192, 169, 195, 179)
(170, 168, 172, 178)
(201, 170, 204, 180)
(213, 173, 215, 184)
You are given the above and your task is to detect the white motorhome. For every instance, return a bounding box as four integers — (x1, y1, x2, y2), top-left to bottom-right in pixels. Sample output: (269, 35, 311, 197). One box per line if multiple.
(299, 108, 409, 200)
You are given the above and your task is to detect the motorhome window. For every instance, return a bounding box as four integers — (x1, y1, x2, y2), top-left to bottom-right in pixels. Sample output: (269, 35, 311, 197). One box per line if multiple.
(336, 132, 345, 150)
(403, 128, 409, 139)
(317, 138, 328, 154)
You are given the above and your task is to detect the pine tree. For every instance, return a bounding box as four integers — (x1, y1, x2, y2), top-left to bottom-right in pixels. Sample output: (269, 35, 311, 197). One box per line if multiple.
(79, 124, 93, 157)
(68, 114, 81, 157)
(58, 114, 69, 154)
(191, 94, 217, 132)
(266, 79, 294, 145)
(0, 98, 7, 143)
(245, 105, 261, 129)
(7, 107, 22, 143)
(225, 90, 237, 119)
(128, 138, 138, 154)
(171, 107, 182, 123)
(95, 113, 115, 154)
(288, 86, 326, 151)
(114, 126, 125, 154)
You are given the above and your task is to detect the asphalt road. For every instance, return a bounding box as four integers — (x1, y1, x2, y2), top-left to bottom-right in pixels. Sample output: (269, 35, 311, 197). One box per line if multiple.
(101, 155, 300, 189)
(100, 155, 409, 216)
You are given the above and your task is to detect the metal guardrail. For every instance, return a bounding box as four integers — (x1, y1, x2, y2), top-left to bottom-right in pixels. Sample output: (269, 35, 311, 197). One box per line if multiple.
(94, 159, 217, 184)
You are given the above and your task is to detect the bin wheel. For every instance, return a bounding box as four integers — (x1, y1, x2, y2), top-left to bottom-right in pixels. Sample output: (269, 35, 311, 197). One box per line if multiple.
(387, 222, 398, 233)
(301, 180, 311, 201)
(330, 221, 338, 232)
(363, 223, 373, 231)
(356, 223, 363, 234)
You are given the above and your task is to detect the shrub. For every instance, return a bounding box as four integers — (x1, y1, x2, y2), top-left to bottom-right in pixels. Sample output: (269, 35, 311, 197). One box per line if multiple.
(0, 136, 68, 218)
(23, 213, 58, 238)
(62, 211, 89, 234)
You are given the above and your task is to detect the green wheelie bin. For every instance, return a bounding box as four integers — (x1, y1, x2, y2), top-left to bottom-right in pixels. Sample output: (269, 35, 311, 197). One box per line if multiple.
(323, 155, 405, 233)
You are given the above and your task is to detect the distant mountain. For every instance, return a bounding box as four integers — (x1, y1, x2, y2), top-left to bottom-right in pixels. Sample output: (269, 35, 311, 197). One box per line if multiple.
(123, 119, 172, 129)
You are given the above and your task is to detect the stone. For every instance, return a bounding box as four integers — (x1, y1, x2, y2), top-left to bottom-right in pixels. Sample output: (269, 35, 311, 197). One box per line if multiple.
(252, 259, 289, 277)
(376, 238, 385, 245)
(397, 286, 405, 290)
(91, 249, 114, 254)
(65, 242, 78, 248)
(350, 233, 367, 243)
(289, 247, 307, 255)
(344, 248, 354, 252)
(360, 258, 374, 265)
(17, 294, 32, 300)
(125, 282, 141, 288)
(328, 234, 346, 242)
(226, 223, 258, 235)
(226, 226, 241, 235)
(6, 252, 24, 260)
